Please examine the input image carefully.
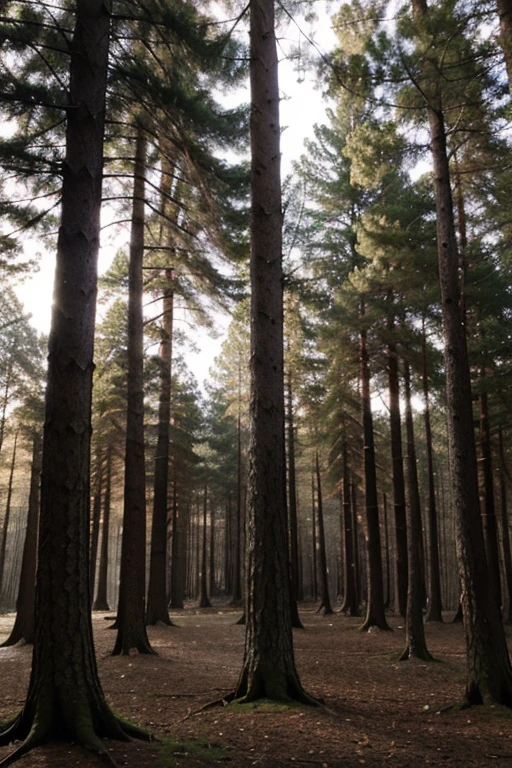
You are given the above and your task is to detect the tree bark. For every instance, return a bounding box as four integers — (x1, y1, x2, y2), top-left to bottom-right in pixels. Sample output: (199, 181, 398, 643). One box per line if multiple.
(423, 333, 443, 622)
(315, 452, 333, 615)
(0, 3, 151, 760)
(412, 0, 512, 705)
(386, 314, 408, 617)
(89, 448, 103, 604)
(400, 362, 432, 661)
(199, 484, 212, 608)
(359, 315, 389, 632)
(146, 269, 174, 626)
(496, 0, 512, 88)
(113, 123, 154, 655)
(498, 426, 512, 623)
(231, 0, 315, 705)
(93, 444, 112, 612)
(340, 444, 359, 616)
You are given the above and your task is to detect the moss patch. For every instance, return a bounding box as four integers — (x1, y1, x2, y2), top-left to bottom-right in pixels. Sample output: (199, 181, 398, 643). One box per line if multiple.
(157, 735, 228, 766)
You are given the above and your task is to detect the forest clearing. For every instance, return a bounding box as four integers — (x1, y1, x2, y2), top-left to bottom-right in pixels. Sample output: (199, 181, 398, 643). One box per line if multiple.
(1, 606, 510, 768)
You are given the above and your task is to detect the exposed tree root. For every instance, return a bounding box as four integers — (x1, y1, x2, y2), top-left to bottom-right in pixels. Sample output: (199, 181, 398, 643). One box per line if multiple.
(398, 646, 435, 662)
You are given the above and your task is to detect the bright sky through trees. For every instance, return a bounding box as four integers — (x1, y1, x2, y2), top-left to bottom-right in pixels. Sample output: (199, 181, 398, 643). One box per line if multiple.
(13, 8, 336, 387)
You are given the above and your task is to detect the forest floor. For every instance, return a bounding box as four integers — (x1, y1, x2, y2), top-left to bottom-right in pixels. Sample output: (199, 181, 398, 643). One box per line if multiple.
(1, 606, 512, 767)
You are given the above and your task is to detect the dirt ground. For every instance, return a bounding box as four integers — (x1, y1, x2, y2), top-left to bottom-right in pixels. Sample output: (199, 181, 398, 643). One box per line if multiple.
(1, 606, 512, 767)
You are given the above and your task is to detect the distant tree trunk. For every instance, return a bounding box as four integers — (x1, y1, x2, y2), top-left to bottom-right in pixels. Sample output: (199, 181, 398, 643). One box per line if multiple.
(387, 315, 408, 617)
(146, 269, 175, 626)
(93, 444, 112, 612)
(0, 3, 150, 758)
(478, 369, 502, 610)
(169, 485, 186, 609)
(113, 123, 154, 656)
(315, 452, 333, 615)
(383, 493, 391, 609)
(1, 433, 41, 647)
(498, 427, 512, 623)
(311, 468, 318, 601)
(230, 407, 243, 604)
(400, 362, 432, 661)
(359, 314, 389, 632)
(209, 503, 216, 596)
(0, 361, 13, 457)
(340, 444, 359, 616)
(351, 478, 362, 607)
(199, 485, 212, 608)
(89, 449, 103, 603)
(423, 334, 443, 623)
(286, 370, 302, 603)
(412, 0, 512, 705)
(231, 0, 315, 705)
(0, 431, 17, 599)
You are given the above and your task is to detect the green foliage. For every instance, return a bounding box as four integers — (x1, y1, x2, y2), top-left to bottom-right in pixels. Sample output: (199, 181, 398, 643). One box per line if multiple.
(157, 735, 228, 767)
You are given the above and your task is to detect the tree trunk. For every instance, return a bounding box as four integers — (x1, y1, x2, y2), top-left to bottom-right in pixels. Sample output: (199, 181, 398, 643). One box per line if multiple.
(423, 333, 443, 622)
(311, 468, 318, 601)
(1, 433, 41, 647)
(359, 317, 389, 632)
(315, 452, 333, 615)
(382, 493, 391, 609)
(340, 444, 359, 616)
(400, 362, 432, 661)
(231, 0, 315, 705)
(199, 484, 212, 608)
(387, 318, 408, 617)
(412, 0, 512, 704)
(286, 370, 302, 602)
(478, 371, 502, 610)
(113, 123, 154, 655)
(0, 431, 17, 600)
(498, 427, 512, 623)
(0, 3, 150, 760)
(169, 485, 186, 609)
(496, 0, 512, 88)
(93, 444, 112, 612)
(89, 448, 103, 604)
(146, 269, 174, 626)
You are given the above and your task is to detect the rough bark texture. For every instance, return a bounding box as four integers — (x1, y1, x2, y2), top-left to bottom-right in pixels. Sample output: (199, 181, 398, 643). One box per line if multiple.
(0, 4, 150, 762)
(478, 378, 502, 611)
(146, 269, 174, 626)
(1, 434, 41, 647)
(232, 0, 315, 705)
(387, 329, 408, 617)
(498, 427, 512, 623)
(113, 124, 154, 656)
(400, 363, 432, 661)
(412, 0, 512, 705)
(359, 320, 389, 632)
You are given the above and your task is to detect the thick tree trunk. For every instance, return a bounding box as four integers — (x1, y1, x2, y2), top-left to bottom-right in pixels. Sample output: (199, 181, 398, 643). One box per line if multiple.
(340, 444, 359, 616)
(113, 124, 154, 655)
(423, 336, 443, 622)
(400, 362, 432, 661)
(387, 322, 408, 617)
(1, 433, 41, 647)
(412, 0, 512, 703)
(478, 374, 502, 610)
(232, 0, 314, 705)
(93, 444, 112, 612)
(498, 427, 512, 623)
(0, 3, 150, 761)
(359, 319, 389, 632)
(146, 269, 174, 626)
(315, 452, 333, 615)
